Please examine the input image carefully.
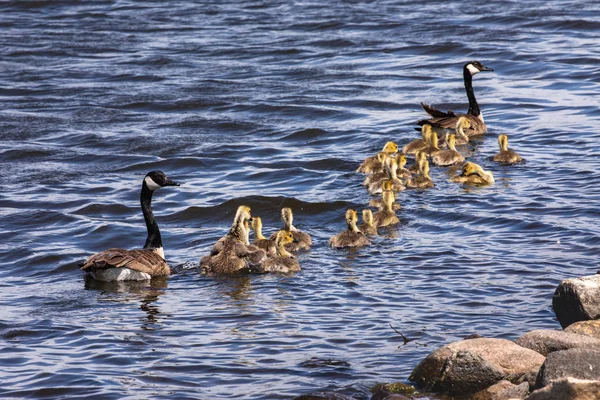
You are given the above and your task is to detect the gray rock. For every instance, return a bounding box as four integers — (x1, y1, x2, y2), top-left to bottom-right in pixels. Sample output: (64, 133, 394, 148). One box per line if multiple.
(409, 338, 545, 396)
(294, 392, 357, 400)
(535, 349, 600, 389)
(526, 377, 600, 400)
(472, 380, 530, 400)
(565, 320, 600, 340)
(370, 382, 415, 400)
(515, 329, 600, 356)
(553, 275, 600, 328)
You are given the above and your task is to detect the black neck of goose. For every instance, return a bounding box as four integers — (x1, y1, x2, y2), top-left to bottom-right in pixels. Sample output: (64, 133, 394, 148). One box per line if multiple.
(463, 68, 480, 117)
(141, 182, 162, 249)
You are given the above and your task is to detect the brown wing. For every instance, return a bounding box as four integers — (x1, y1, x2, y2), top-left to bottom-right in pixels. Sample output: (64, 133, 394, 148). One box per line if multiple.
(81, 248, 170, 277)
(418, 104, 486, 135)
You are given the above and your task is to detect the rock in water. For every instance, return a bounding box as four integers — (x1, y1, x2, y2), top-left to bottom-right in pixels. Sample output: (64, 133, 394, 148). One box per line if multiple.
(515, 329, 600, 356)
(526, 378, 600, 400)
(552, 275, 600, 328)
(534, 348, 600, 389)
(472, 380, 529, 400)
(409, 338, 545, 396)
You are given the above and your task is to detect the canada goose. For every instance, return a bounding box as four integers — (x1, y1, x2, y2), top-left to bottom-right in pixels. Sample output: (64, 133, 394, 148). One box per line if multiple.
(270, 207, 311, 252)
(357, 142, 399, 173)
(80, 171, 180, 282)
(493, 134, 523, 164)
(451, 161, 495, 185)
(406, 159, 434, 189)
(432, 134, 465, 166)
(418, 61, 494, 136)
(260, 231, 300, 273)
(373, 191, 400, 228)
(369, 180, 401, 211)
(407, 151, 427, 173)
(200, 206, 267, 274)
(368, 157, 405, 195)
(329, 209, 372, 248)
(403, 125, 431, 155)
(250, 216, 276, 257)
(357, 209, 377, 236)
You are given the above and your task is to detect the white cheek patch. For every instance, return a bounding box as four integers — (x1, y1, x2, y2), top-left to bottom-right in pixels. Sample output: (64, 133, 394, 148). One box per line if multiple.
(145, 176, 161, 191)
(466, 64, 480, 76)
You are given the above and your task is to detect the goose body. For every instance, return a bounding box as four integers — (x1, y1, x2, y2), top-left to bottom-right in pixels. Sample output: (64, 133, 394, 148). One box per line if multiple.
(80, 171, 179, 282)
(432, 134, 465, 166)
(329, 209, 371, 248)
(418, 61, 493, 136)
(269, 207, 311, 252)
(493, 134, 523, 164)
(357, 209, 377, 236)
(451, 162, 495, 185)
(373, 191, 400, 228)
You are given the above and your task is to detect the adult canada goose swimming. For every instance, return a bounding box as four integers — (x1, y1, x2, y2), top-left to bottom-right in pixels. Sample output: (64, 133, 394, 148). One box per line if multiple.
(250, 216, 276, 257)
(80, 171, 180, 282)
(373, 190, 400, 228)
(200, 206, 267, 274)
(432, 134, 465, 166)
(357, 209, 377, 236)
(406, 159, 434, 189)
(451, 161, 495, 185)
(418, 61, 494, 136)
(270, 207, 312, 252)
(402, 125, 431, 155)
(368, 157, 405, 195)
(369, 180, 401, 211)
(329, 209, 371, 248)
(493, 134, 523, 164)
(357, 141, 399, 173)
(260, 231, 300, 273)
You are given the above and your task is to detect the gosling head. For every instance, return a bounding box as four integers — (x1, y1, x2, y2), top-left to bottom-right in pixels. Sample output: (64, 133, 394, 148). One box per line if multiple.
(281, 207, 294, 229)
(275, 230, 294, 247)
(345, 209, 359, 228)
(457, 116, 471, 131)
(144, 170, 180, 191)
(385, 156, 399, 179)
(376, 152, 387, 163)
(461, 162, 478, 177)
(498, 134, 509, 151)
(381, 141, 399, 154)
(396, 154, 407, 169)
(381, 179, 393, 192)
(361, 209, 374, 226)
(415, 151, 426, 163)
(447, 134, 457, 150)
(421, 124, 432, 139)
(419, 158, 431, 179)
(234, 205, 252, 224)
(464, 61, 494, 76)
(429, 131, 439, 148)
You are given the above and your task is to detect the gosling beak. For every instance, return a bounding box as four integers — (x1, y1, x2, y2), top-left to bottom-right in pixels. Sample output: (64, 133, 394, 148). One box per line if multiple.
(480, 64, 494, 72)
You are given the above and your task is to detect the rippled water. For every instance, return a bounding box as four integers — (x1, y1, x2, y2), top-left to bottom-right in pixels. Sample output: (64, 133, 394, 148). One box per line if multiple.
(1, 1, 600, 399)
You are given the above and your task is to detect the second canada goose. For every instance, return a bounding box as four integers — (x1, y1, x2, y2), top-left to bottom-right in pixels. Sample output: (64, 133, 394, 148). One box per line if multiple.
(373, 191, 400, 228)
(250, 216, 276, 257)
(357, 209, 377, 236)
(418, 61, 494, 136)
(200, 206, 267, 274)
(329, 209, 371, 248)
(432, 134, 465, 166)
(493, 134, 523, 164)
(260, 231, 300, 273)
(357, 142, 399, 173)
(451, 162, 495, 185)
(270, 207, 312, 252)
(80, 171, 180, 282)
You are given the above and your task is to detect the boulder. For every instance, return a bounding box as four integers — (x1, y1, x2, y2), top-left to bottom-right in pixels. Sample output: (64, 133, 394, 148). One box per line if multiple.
(534, 349, 600, 389)
(409, 338, 545, 396)
(552, 274, 600, 328)
(294, 392, 357, 400)
(515, 329, 600, 356)
(472, 380, 530, 400)
(370, 382, 415, 400)
(564, 320, 600, 340)
(526, 378, 600, 400)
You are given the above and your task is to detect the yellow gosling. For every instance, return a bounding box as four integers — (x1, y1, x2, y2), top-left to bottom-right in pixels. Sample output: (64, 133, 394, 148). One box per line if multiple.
(329, 209, 371, 248)
(493, 134, 523, 164)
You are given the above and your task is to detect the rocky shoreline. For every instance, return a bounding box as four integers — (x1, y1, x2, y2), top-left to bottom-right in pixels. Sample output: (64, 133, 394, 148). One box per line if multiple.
(294, 274, 600, 400)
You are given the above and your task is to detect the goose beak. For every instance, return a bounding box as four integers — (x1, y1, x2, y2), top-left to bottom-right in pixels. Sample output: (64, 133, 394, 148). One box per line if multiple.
(480, 64, 494, 72)
(165, 179, 180, 186)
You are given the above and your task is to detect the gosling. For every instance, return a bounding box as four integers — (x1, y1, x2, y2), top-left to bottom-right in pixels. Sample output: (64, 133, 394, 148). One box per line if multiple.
(329, 209, 371, 248)
(493, 134, 523, 164)
(451, 161, 495, 185)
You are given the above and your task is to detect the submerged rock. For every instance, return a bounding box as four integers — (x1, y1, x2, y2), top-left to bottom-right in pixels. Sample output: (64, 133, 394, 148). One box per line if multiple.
(564, 319, 600, 339)
(370, 382, 415, 400)
(472, 380, 529, 400)
(526, 377, 600, 400)
(409, 338, 545, 396)
(552, 274, 600, 328)
(515, 329, 600, 356)
(534, 348, 600, 389)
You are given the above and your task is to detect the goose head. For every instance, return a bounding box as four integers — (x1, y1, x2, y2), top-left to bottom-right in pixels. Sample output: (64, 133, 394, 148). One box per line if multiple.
(144, 171, 180, 191)
(419, 158, 432, 180)
(274, 230, 294, 257)
(461, 162, 494, 184)
(428, 131, 439, 150)
(464, 61, 494, 76)
(361, 209, 374, 227)
(421, 124, 432, 140)
(251, 216, 266, 240)
(498, 134, 509, 151)
(385, 156, 399, 179)
(381, 141, 399, 154)
(345, 209, 360, 232)
(396, 153, 407, 169)
(281, 207, 295, 231)
(415, 151, 427, 164)
(456, 117, 471, 141)
(447, 134, 457, 151)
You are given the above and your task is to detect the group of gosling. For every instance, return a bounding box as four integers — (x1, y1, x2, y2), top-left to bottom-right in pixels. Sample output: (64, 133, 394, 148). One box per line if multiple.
(80, 60, 523, 282)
